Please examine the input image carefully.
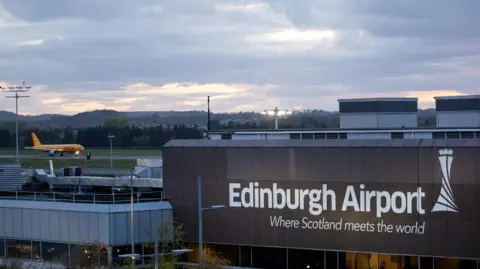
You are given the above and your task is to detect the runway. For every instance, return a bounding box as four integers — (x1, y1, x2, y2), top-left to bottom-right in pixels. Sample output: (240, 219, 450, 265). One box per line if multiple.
(0, 155, 161, 160)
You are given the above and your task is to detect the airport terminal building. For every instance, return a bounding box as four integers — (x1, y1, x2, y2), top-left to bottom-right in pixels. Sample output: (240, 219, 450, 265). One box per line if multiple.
(161, 94, 480, 269)
(163, 139, 480, 269)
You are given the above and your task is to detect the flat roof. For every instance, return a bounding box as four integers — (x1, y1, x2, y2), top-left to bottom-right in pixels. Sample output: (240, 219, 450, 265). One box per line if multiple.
(434, 95, 480, 100)
(206, 127, 480, 133)
(164, 139, 480, 148)
(338, 98, 418, 102)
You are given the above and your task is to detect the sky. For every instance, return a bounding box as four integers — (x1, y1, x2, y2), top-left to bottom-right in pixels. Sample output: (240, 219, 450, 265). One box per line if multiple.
(0, 0, 479, 115)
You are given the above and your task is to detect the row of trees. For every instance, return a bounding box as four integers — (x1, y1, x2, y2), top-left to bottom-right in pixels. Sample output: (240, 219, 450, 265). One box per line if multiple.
(0, 124, 203, 148)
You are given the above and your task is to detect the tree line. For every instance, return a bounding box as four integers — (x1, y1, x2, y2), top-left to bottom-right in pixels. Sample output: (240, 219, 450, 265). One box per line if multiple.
(0, 124, 203, 148)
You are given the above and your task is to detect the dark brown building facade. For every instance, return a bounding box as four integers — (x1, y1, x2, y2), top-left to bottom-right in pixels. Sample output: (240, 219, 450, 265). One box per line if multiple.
(163, 139, 480, 260)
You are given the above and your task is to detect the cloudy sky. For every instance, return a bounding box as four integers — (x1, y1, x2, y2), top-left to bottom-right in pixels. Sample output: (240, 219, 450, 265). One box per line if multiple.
(0, 0, 479, 115)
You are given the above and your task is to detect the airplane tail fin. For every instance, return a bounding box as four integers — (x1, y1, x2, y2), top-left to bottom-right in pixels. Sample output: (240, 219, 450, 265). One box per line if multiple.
(31, 133, 41, 146)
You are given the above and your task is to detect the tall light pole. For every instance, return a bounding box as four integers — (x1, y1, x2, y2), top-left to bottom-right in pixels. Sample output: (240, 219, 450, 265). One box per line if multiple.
(119, 170, 140, 266)
(197, 176, 226, 266)
(1, 80, 31, 161)
(107, 134, 115, 168)
(261, 107, 292, 129)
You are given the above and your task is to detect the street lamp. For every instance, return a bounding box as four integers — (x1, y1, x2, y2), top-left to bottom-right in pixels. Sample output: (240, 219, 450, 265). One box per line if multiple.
(107, 134, 115, 168)
(197, 176, 227, 266)
(120, 249, 192, 268)
(118, 170, 137, 268)
(261, 107, 292, 129)
(1, 80, 31, 161)
(121, 249, 192, 259)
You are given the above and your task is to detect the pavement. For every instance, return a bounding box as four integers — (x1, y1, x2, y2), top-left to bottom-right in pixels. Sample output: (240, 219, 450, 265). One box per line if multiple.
(0, 155, 161, 160)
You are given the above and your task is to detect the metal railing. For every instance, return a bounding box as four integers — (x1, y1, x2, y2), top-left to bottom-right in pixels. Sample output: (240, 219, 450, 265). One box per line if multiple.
(0, 190, 164, 204)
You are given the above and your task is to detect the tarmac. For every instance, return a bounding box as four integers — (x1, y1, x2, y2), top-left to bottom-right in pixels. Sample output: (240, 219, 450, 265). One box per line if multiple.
(0, 155, 161, 160)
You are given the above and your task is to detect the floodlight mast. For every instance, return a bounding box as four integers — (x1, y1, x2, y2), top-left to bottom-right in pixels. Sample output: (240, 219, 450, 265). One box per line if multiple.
(261, 106, 292, 129)
(2, 80, 31, 161)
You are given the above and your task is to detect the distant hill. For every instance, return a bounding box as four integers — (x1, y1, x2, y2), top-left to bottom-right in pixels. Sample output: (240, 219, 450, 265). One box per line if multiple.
(0, 108, 438, 129)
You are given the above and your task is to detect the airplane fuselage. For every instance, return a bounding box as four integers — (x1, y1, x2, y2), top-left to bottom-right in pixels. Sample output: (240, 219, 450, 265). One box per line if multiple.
(28, 144, 85, 156)
(25, 133, 86, 156)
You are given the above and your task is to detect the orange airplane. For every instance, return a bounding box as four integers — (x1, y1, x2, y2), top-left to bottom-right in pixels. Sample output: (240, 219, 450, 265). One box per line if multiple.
(24, 132, 85, 157)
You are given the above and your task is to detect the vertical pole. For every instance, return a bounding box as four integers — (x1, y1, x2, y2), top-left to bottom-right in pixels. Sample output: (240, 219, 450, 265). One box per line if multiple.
(337, 251, 339, 269)
(207, 96, 211, 131)
(110, 138, 113, 169)
(286, 248, 288, 269)
(238, 246, 241, 267)
(154, 237, 159, 269)
(198, 176, 203, 266)
(15, 92, 19, 160)
(324, 251, 326, 269)
(418, 256, 421, 269)
(274, 107, 279, 130)
(130, 170, 135, 268)
(107, 246, 113, 268)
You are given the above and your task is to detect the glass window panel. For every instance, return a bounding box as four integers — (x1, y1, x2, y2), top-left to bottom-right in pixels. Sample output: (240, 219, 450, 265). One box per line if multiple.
(32, 241, 41, 261)
(0, 238, 5, 258)
(6, 239, 32, 259)
(42, 242, 69, 263)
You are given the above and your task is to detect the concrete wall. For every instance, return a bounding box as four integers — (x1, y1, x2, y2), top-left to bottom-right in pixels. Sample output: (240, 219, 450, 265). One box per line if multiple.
(0, 200, 173, 246)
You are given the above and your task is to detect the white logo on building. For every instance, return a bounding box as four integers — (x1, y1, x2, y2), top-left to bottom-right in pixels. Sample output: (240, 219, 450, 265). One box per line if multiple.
(228, 148, 459, 217)
(431, 149, 459, 213)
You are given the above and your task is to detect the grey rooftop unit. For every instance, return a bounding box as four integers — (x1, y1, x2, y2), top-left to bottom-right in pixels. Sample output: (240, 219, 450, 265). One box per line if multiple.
(434, 95, 480, 128)
(0, 162, 22, 191)
(338, 97, 418, 129)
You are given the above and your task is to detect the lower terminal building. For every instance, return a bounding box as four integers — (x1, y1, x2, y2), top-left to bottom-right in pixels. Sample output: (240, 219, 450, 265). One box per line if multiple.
(0, 167, 171, 268)
(163, 139, 480, 269)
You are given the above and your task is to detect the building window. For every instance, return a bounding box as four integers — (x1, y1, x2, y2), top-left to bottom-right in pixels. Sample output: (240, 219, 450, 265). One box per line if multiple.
(69, 244, 109, 268)
(302, 133, 314, 140)
(288, 248, 325, 269)
(433, 132, 446, 139)
(42, 242, 69, 263)
(446, 132, 460, 139)
(327, 133, 339, 139)
(251, 246, 287, 269)
(32, 241, 41, 261)
(0, 238, 4, 258)
(290, 134, 301, 140)
(391, 132, 405, 139)
(6, 239, 32, 260)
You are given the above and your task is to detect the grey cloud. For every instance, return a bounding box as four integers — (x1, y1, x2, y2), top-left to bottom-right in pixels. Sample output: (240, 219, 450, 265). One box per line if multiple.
(0, 0, 155, 22)
(0, 0, 479, 113)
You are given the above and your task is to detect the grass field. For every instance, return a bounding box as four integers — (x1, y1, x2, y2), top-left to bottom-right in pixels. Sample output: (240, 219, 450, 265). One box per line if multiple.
(0, 148, 162, 156)
(19, 158, 137, 169)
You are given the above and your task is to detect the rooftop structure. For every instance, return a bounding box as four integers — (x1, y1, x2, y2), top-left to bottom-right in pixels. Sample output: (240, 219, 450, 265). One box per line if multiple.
(338, 97, 418, 129)
(0, 161, 23, 191)
(435, 95, 480, 128)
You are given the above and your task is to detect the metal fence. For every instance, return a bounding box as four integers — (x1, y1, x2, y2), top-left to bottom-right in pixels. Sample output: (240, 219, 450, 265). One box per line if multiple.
(0, 190, 164, 204)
